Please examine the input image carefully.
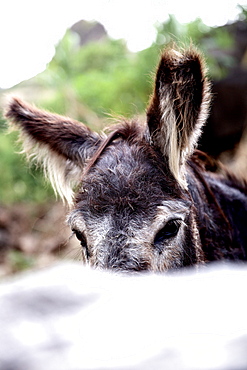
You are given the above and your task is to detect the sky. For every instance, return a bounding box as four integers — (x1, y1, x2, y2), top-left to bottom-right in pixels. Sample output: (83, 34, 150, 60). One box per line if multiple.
(0, 0, 245, 89)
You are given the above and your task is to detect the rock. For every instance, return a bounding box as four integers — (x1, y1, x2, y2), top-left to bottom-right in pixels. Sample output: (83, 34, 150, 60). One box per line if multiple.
(0, 262, 247, 369)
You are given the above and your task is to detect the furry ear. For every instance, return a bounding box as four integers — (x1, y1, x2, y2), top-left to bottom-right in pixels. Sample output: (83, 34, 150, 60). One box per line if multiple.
(5, 97, 101, 204)
(147, 46, 211, 188)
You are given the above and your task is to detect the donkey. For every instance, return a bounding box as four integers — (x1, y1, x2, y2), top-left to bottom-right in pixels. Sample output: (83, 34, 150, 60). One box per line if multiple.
(5, 46, 247, 271)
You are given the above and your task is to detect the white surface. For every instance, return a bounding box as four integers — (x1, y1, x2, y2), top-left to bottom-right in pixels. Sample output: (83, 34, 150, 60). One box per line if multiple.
(0, 262, 247, 369)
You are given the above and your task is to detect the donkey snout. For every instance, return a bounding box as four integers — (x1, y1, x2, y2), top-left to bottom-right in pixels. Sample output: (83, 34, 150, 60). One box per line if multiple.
(102, 239, 150, 272)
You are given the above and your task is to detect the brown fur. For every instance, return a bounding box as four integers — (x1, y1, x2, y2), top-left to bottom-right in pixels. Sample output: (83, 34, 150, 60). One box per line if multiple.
(4, 46, 247, 271)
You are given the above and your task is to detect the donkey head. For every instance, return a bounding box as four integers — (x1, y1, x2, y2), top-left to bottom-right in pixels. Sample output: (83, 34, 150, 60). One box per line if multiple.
(5, 46, 210, 271)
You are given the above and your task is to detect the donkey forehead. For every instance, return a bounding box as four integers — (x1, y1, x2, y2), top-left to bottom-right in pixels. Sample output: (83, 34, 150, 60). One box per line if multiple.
(81, 140, 182, 199)
(71, 140, 190, 222)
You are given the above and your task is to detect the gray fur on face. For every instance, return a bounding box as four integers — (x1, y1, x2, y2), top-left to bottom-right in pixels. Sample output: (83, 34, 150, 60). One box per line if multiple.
(68, 140, 194, 271)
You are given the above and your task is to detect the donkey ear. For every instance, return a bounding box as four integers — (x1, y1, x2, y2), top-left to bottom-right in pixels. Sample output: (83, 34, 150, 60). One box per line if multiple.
(147, 46, 211, 188)
(5, 97, 101, 204)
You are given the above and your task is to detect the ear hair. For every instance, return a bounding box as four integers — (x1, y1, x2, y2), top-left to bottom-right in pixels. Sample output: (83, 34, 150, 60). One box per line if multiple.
(5, 97, 101, 205)
(19, 134, 82, 205)
(147, 45, 211, 188)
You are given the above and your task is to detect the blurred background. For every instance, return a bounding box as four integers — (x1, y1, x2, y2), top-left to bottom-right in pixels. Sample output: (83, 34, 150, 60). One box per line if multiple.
(0, 0, 247, 276)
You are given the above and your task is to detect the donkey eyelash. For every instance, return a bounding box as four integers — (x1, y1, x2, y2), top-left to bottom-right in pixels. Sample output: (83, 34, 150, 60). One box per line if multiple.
(72, 229, 86, 242)
(154, 218, 183, 245)
(72, 229, 91, 259)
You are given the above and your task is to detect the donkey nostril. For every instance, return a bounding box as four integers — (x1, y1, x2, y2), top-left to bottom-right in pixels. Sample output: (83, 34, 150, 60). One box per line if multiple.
(106, 256, 150, 272)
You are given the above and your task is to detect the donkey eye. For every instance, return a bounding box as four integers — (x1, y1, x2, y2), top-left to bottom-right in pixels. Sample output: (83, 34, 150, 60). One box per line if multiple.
(154, 219, 181, 244)
(73, 229, 90, 258)
(73, 229, 86, 245)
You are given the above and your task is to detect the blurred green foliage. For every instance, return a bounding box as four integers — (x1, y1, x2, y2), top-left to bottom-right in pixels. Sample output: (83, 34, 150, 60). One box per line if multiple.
(0, 13, 244, 204)
(155, 15, 235, 79)
(37, 33, 159, 120)
(0, 127, 54, 204)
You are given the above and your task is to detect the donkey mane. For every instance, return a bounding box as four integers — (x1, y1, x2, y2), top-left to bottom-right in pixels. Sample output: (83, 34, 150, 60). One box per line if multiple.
(191, 150, 247, 195)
